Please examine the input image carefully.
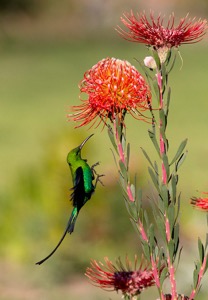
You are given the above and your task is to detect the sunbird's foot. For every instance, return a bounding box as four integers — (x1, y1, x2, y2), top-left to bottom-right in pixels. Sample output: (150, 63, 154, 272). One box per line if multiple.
(91, 162, 105, 187)
(95, 173, 105, 187)
(91, 162, 100, 170)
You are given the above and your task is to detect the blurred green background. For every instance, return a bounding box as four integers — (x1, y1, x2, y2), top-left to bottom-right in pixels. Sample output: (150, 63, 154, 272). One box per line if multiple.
(0, 0, 208, 299)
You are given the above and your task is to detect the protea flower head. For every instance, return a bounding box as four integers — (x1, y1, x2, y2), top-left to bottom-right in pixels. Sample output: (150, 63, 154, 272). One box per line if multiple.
(86, 256, 162, 297)
(117, 11, 207, 50)
(68, 57, 151, 128)
(191, 194, 208, 211)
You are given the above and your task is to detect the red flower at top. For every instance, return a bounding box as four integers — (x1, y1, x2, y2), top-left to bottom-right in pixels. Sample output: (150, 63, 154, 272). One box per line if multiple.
(69, 58, 151, 128)
(117, 11, 207, 49)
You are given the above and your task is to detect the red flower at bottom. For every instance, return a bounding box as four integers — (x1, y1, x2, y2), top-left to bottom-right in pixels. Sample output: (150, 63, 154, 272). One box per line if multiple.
(86, 256, 161, 297)
(156, 294, 190, 300)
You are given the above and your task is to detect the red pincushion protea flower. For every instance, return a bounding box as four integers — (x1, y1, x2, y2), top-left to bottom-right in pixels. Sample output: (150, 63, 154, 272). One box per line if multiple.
(117, 11, 207, 49)
(68, 57, 151, 128)
(191, 195, 208, 211)
(86, 256, 161, 297)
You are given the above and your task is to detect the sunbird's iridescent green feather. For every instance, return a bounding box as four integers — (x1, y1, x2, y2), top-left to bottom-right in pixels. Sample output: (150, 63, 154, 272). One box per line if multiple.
(36, 134, 102, 265)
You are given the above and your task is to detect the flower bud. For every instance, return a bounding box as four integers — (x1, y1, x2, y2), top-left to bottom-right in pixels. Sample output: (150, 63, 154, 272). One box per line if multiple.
(144, 56, 157, 69)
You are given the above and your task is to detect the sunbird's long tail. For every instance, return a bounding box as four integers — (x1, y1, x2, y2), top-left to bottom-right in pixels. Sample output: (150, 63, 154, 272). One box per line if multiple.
(36, 208, 78, 265)
(67, 207, 78, 234)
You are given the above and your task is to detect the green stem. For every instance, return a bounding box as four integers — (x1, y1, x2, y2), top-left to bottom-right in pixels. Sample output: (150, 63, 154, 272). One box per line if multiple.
(156, 69, 168, 186)
(156, 66, 177, 300)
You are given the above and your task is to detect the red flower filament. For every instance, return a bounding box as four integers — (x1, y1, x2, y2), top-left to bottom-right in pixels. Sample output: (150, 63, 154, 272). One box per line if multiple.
(117, 11, 207, 49)
(69, 57, 151, 128)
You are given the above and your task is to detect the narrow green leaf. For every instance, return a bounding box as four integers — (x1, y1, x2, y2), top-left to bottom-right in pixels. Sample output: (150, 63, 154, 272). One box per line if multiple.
(167, 204, 175, 232)
(161, 63, 167, 89)
(158, 196, 165, 214)
(165, 49, 172, 64)
(126, 142, 130, 170)
(177, 246, 183, 266)
(175, 193, 181, 220)
(173, 223, 180, 255)
(165, 87, 171, 117)
(142, 241, 150, 261)
(193, 262, 200, 288)
(123, 198, 133, 218)
(136, 187, 142, 213)
(158, 246, 165, 263)
(124, 195, 138, 220)
(154, 161, 159, 188)
(129, 217, 140, 233)
(166, 138, 169, 152)
(205, 233, 208, 250)
(198, 238, 205, 263)
(156, 217, 166, 242)
(148, 224, 155, 251)
(121, 132, 126, 153)
(160, 184, 169, 208)
(160, 267, 168, 286)
(168, 239, 175, 261)
(167, 52, 177, 74)
(148, 129, 160, 156)
(144, 210, 150, 228)
(116, 117, 122, 140)
(159, 109, 167, 132)
(119, 173, 125, 191)
(130, 184, 136, 200)
(154, 161, 159, 176)
(150, 199, 158, 221)
(108, 126, 118, 154)
(150, 48, 161, 69)
(153, 80, 160, 101)
(193, 268, 198, 288)
(119, 160, 127, 183)
(154, 245, 159, 258)
(141, 147, 155, 169)
(170, 139, 188, 166)
(170, 173, 177, 203)
(176, 151, 188, 171)
(162, 153, 170, 180)
(205, 255, 208, 273)
(148, 167, 159, 192)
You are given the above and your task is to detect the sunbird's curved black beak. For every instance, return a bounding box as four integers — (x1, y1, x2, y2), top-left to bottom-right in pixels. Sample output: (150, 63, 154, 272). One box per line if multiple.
(79, 134, 94, 150)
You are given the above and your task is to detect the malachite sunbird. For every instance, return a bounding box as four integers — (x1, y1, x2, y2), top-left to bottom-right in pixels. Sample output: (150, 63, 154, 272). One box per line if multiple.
(36, 134, 103, 265)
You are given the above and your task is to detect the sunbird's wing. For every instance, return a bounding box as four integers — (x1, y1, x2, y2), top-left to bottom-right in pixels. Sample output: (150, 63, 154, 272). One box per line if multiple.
(70, 166, 85, 210)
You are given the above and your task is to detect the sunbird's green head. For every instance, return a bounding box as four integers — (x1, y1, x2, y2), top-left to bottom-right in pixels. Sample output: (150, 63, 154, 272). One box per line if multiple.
(67, 134, 94, 164)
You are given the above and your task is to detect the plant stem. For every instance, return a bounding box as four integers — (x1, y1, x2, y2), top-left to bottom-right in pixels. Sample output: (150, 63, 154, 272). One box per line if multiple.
(156, 65, 177, 299)
(156, 70, 168, 185)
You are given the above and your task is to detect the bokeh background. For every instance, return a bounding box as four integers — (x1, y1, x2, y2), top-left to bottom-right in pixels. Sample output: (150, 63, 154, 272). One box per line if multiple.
(0, 0, 208, 299)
